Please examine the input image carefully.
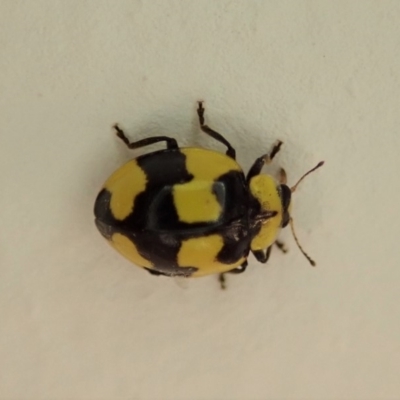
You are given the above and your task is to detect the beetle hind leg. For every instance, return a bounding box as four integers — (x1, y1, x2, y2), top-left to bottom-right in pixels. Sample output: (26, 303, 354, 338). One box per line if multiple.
(197, 102, 236, 159)
(114, 124, 178, 150)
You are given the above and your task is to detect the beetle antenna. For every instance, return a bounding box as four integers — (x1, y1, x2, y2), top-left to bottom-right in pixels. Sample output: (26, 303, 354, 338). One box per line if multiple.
(289, 218, 316, 266)
(291, 161, 324, 193)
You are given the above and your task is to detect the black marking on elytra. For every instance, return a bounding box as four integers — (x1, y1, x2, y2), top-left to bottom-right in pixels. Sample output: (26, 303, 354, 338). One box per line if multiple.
(95, 219, 114, 240)
(146, 186, 180, 230)
(213, 170, 247, 220)
(124, 230, 198, 277)
(94, 189, 117, 239)
(125, 155, 248, 234)
(138, 149, 192, 186)
(216, 221, 251, 265)
(122, 149, 193, 231)
(94, 188, 111, 221)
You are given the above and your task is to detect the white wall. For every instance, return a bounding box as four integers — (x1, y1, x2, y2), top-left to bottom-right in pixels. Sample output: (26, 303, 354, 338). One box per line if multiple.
(1, 1, 400, 399)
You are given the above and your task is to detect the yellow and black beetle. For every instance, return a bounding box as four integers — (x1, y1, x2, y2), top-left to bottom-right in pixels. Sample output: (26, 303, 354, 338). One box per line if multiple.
(94, 102, 323, 288)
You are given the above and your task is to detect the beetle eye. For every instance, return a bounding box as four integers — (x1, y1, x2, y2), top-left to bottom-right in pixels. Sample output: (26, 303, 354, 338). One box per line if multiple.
(281, 212, 290, 228)
(280, 184, 291, 211)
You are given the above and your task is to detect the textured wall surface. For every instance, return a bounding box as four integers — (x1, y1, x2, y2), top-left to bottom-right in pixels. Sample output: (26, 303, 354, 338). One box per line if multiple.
(1, 1, 400, 399)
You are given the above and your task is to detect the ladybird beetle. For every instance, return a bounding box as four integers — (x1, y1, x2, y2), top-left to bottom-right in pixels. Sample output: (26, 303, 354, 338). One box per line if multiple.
(94, 102, 323, 288)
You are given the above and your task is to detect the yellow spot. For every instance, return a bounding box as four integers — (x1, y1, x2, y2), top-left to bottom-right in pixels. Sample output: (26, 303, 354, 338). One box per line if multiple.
(181, 148, 242, 181)
(178, 235, 245, 277)
(110, 233, 152, 268)
(249, 175, 283, 251)
(173, 180, 221, 223)
(104, 160, 147, 220)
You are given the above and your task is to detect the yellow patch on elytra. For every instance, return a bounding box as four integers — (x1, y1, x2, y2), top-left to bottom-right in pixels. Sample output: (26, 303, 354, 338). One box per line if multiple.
(249, 175, 283, 251)
(181, 148, 242, 181)
(173, 180, 221, 223)
(104, 160, 147, 220)
(178, 234, 245, 277)
(110, 233, 152, 268)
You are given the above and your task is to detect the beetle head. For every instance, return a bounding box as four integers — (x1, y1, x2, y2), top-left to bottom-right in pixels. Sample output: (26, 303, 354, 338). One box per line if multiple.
(279, 161, 324, 266)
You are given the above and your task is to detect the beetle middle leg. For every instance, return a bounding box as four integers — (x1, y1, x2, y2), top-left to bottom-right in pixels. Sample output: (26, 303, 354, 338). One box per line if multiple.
(144, 267, 169, 276)
(253, 242, 287, 265)
(114, 124, 178, 150)
(197, 101, 236, 159)
(218, 260, 248, 290)
(252, 246, 272, 263)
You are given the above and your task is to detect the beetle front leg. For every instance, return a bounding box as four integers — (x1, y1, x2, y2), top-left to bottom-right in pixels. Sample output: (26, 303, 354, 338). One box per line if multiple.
(275, 240, 288, 253)
(253, 241, 287, 264)
(252, 246, 272, 263)
(246, 141, 283, 181)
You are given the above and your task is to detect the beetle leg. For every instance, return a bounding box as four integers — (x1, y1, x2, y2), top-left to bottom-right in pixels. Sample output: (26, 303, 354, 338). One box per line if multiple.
(218, 260, 248, 290)
(144, 267, 169, 276)
(114, 124, 178, 150)
(226, 259, 248, 274)
(275, 240, 288, 253)
(278, 167, 287, 184)
(197, 101, 236, 159)
(218, 273, 227, 290)
(143, 267, 174, 277)
(246, 140, 283, 181)
(252, 246, 272, 263)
